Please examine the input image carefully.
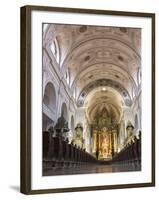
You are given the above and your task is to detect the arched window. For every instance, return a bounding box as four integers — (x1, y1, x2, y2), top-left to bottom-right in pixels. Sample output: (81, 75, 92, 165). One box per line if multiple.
(50, 41, 57, 57)
(50, 37, 60, 63)
(64, 68, 70, 85)
(43, 82, 56, 112)
(61, 102, 68, 121)
(43, 24, 48, 34)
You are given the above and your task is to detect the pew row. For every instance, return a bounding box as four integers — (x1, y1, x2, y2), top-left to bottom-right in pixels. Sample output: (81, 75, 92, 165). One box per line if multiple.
(43, 131, 97, 170)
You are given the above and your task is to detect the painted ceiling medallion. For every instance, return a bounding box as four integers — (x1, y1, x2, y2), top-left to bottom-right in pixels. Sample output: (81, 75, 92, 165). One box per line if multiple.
(84, 55, 91, 61)
(119, 27, 128, 33)
(118, 55, 124, 61)
(79, 25, 87, 33)
(88, 74, 93, 79)
(115, 74, 120, 78)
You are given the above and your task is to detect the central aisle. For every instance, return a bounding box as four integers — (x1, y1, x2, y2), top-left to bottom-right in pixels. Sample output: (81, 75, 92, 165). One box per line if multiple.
(43, 162, 141, 176)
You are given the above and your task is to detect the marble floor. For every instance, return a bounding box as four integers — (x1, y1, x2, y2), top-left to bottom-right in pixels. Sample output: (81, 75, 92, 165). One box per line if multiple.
(43, 162, 141, 176)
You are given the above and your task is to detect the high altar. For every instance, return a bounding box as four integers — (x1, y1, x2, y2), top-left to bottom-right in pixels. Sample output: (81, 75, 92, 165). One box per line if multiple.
(92, 108, 118, 160)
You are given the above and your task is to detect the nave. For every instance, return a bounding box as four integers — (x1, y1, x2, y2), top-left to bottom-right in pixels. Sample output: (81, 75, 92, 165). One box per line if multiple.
(43, 129, 141, 176)
(44, 163, 140, 176)
(42, 23, 141, 175)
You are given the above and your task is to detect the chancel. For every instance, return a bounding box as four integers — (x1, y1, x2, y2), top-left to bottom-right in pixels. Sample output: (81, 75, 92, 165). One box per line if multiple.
(42, 24, 141, 176)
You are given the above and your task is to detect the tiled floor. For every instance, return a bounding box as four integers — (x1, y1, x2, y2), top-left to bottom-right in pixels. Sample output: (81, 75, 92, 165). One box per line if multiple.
(43, 162, 141, 176)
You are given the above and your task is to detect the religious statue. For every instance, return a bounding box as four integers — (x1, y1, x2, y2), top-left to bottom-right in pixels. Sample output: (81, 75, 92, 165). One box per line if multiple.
(126, 122, 134, 138)
(54, 116, 69, 140)
(73, 123, 85, 149)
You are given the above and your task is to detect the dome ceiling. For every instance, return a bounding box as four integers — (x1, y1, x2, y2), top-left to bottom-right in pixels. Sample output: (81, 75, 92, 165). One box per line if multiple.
(84, 87, 124, 123)
(44, 24, 141, 123)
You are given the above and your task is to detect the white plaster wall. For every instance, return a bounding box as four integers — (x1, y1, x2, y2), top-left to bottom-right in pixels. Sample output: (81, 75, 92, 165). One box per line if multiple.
(118, 89, 141, 148)
(43, 41, 77, 135)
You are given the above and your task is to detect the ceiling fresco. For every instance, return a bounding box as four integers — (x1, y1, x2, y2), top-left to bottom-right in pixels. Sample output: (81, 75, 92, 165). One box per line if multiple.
(43, 24, 141, 123)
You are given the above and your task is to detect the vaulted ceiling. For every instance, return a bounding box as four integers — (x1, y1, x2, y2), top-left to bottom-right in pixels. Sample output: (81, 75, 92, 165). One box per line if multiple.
(44, 24, 141, 123)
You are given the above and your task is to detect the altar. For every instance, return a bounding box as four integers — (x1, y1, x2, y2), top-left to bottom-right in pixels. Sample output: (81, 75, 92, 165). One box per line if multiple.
(91, 107, 118, 160)
(93, 127, 113, 160)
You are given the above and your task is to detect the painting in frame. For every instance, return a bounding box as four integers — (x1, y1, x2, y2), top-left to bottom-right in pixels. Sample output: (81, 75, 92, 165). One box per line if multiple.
(20, 5, 155, 194)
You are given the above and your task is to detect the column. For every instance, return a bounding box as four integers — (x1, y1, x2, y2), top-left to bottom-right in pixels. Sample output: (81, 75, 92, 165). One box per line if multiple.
(109, 131, 112, 157)
(112, 130, 118, 154)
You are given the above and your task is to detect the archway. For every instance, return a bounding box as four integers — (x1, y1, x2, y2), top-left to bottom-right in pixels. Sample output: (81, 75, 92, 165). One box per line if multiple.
(61, 102, 68, 120)
(43, 82, 56, 112)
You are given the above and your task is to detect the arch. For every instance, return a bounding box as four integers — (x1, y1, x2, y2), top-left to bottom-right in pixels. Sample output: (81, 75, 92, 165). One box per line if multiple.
(43, 82, 56, 112)
(61, 102, 68, 120)
(50, 37, 60, 64)
(43, 24, 61, 64)
(88, 102, 121, 124)
(137, 67, 141, 86)
(71, 62, 137, 91)
(62, 37, 140, 69)
(77, 79, 132, 107)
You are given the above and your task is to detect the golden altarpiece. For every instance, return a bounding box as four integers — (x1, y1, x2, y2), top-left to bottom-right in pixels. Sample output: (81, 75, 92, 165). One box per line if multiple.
(92, 108, 118, 161)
